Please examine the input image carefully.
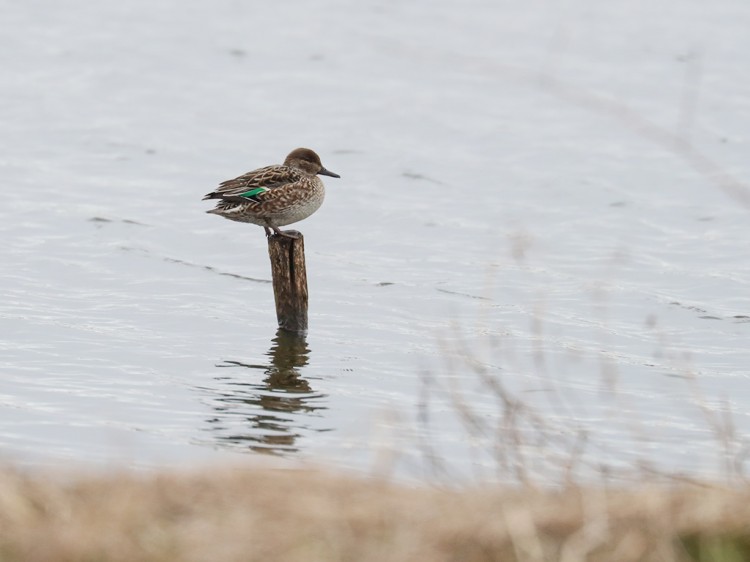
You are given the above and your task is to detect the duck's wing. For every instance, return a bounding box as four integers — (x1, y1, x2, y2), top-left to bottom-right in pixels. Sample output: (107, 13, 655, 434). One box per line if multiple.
(203, 165, 302, 202)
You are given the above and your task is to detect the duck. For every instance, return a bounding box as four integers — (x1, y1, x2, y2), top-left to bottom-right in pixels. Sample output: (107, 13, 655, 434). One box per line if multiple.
(203, 148, 340, 238)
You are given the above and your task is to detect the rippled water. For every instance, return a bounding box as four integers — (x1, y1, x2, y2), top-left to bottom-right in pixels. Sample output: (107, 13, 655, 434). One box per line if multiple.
(1, 0, 750, 482)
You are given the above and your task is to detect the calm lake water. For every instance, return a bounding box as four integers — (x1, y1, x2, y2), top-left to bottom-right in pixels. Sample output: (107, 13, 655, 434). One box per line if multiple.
(2, 0, 750, 483)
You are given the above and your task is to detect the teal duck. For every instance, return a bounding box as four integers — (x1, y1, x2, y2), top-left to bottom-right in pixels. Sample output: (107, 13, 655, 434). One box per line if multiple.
(203, 148, 340, 238)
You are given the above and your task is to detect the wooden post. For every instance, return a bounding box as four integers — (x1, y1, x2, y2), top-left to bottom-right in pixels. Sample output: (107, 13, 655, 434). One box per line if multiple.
(267, 231, 308, 333)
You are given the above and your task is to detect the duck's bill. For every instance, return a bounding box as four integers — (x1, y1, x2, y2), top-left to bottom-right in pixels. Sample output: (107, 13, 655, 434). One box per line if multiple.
(318, 167, 340, 178)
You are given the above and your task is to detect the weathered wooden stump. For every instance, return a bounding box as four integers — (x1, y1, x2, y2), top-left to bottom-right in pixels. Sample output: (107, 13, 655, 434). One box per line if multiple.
(267, 231, 308, 333)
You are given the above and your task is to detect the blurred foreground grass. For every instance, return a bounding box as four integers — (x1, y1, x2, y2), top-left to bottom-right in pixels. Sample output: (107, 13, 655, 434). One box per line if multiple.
(1, 465, 750, 562)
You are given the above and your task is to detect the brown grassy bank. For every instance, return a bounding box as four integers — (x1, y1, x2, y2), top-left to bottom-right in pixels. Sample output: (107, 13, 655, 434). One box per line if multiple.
(1, 466, 750, 562)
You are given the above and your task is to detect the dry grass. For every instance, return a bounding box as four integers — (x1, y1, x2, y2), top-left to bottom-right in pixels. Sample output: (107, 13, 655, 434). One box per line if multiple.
(2, 465, 750, 562)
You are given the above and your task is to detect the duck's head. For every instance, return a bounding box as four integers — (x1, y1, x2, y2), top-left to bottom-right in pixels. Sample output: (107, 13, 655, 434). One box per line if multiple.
(284, 148, 340, 178)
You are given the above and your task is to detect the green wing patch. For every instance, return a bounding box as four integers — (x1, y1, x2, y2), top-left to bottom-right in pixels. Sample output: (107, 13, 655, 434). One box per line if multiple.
(239, 187, 268, 199)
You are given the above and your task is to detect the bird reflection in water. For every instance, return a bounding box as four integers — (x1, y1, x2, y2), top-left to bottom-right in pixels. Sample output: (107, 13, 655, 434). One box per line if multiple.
(205, 328, 328, 456)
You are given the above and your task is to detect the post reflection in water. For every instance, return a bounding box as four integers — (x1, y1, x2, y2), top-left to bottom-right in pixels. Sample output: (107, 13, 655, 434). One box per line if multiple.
(205, 329, 328, 456)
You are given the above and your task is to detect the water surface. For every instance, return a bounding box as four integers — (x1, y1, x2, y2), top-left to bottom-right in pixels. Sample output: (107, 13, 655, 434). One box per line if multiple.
(1, 0, 750, 482)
